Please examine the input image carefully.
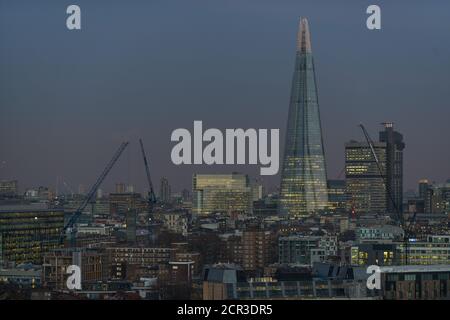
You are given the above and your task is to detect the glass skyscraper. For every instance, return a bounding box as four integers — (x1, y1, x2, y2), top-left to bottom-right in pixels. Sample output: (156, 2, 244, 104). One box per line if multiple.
(279, 18, 328, 217)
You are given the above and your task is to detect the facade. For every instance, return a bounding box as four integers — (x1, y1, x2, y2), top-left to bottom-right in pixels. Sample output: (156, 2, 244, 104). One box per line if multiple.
(379, 122, 405, 213)
(278, 18, 328, 217)
(327, 180, 347, 214)
(0, 180, 18, 198)
(192, 173, 252, 216)
(429, 182, 450, 214)
(278, 235, 337, 265)
(380, 265, 450, 300)
(202, 264, 371, 300)
(402, 235, 450, 265)
(241, 229, 274, 272)
(109, 192, 146, 215)
(351, 243, 400, 266)
(42, 248, 108, 290)
(0, 208, 64, 264)
(161, 211, 189, 236)
(345, 141, 387, 215)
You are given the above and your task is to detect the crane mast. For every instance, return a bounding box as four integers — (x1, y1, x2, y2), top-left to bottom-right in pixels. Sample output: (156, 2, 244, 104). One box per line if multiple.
(61, 141, 129, 246)
(139, 138, 157, 210)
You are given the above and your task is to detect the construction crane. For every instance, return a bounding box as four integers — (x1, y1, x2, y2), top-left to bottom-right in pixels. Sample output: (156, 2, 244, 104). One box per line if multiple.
(359, 124, 413, 264)
(139, 138, 157, 211)
(60, 141, 129, 246)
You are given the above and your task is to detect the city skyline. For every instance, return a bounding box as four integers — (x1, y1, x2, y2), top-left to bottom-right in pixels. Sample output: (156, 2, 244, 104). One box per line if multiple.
(1, 1, 450, 303)
(1, 0, 450, 194)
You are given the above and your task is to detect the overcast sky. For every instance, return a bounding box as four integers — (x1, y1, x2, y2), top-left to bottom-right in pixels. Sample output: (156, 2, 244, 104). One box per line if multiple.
(1, 0, 449, 195)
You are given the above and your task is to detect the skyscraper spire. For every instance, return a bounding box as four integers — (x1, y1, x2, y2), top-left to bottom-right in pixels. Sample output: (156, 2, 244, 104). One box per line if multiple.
(279, 18, 328, 217)
(296, 17, 312, 54)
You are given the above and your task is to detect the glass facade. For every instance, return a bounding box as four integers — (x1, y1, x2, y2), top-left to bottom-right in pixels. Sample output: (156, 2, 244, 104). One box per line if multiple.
(279, 18, 328, 217)
(192, 173, 252, 216)
(0, 209, 64, 264)
(345, 141, 387, 214)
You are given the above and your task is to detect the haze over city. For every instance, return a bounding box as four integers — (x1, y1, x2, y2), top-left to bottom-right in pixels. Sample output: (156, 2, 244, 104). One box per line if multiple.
(1, 0, 449, 194)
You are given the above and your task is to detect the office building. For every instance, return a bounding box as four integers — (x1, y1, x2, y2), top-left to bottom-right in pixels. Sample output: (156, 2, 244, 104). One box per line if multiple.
(345, 140, 387, 215)
(379, 122, 405, 213)
(278, 18, 328, 217)
(0, 208, 64, 264)
(192, 173, 252, 216)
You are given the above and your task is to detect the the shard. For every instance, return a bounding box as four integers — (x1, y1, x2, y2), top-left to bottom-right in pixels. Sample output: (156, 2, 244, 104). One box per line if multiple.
(279, 18, 328, 217)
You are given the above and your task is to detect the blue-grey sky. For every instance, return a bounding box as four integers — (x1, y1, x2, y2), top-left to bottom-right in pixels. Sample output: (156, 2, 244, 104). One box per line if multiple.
(1, 0, 449, 194)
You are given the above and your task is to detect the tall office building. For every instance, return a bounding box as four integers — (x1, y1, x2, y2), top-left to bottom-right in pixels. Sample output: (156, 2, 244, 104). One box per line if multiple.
(192, 173, 252, 216)
(379, 122, 405, 213)
(345, 141, 387, 215)
(160, 177, 171, 204)
(279, 18, 328, 217)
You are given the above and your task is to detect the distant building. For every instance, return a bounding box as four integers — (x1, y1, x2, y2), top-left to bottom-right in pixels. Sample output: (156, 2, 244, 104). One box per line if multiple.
(159, 177, 171, 204)
(42, 248, 108, 290)
(241, 229, 275, 272)
(345, 140, 387, 215)
(251, 182, 264, 201)
(327, 180, 347, 214)
(351, 243, 400, 266)
(279, 235, 337, 265)
(356, 225, 404, 242)
(0, 208, 64, 264)
(379, 122, 405, 213)
(161, 211, 189, 236)
(115, 183, 126, 194)
(192, 173, 252, 216)
(125, 210, 137, 244)
(351, 235, 450, 266)
(401, 235, 450, 265)
(429, 182, 450, 214)
(0, 180, 18, 198)
(109, 192, 146, 215)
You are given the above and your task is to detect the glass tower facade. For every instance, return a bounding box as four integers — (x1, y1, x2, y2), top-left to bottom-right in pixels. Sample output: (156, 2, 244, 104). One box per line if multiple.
(345, 141, 387, 214)
(279, 18, 328, 217)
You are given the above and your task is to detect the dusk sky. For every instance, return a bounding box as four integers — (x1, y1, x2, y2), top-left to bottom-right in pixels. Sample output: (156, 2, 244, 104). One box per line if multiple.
(1, 0, 449, 195)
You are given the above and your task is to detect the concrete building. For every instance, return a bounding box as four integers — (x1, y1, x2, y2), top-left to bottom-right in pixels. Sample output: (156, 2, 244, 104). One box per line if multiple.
(279, 235, 337, 266)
